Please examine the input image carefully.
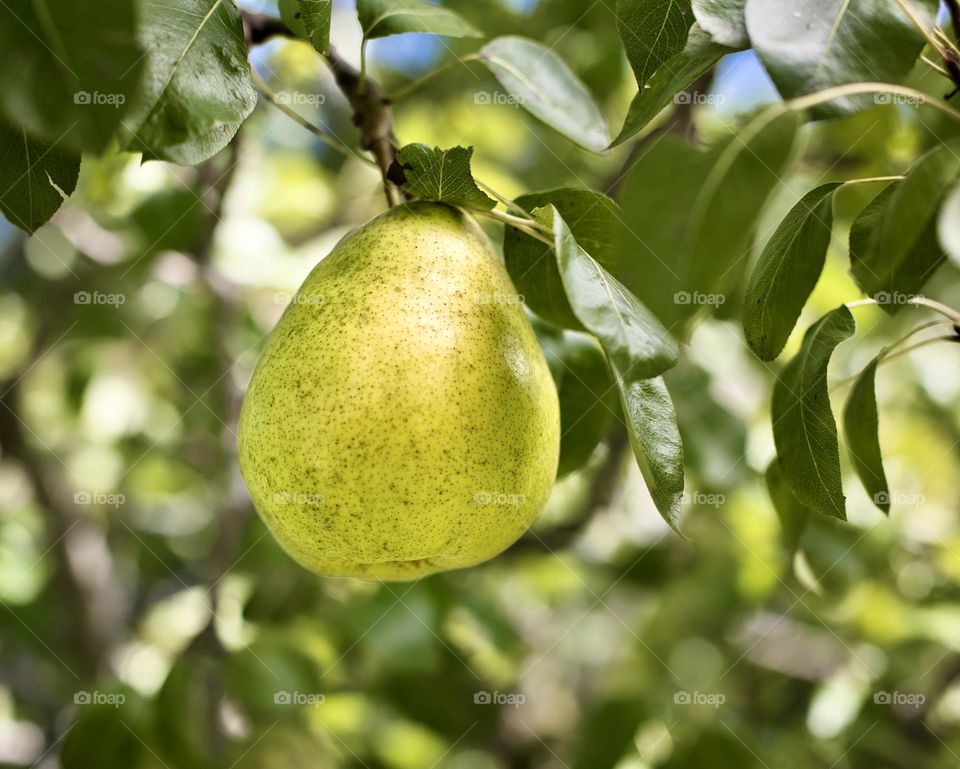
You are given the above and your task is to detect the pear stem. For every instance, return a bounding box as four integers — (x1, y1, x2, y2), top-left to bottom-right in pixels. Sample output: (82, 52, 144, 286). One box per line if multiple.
(479, 208, 553, 246)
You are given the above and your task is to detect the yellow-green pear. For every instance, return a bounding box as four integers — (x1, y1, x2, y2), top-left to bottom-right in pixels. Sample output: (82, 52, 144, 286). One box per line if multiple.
(237, 202, 560, 580)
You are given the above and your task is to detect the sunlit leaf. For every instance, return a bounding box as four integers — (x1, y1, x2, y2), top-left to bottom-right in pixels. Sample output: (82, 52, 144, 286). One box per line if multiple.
(692, 0, 747, 47)
(772, 306, 855, 520)
(743, 183, 840, 360)
(611, 26, 732, 147)
(616, 371, 685, 528)
(505, 188, 623, 329)
(615, 0, 694, 89)
(357, 0, 481, 40)
(843, 357, 889, 513)
(546, 205, 679, 380)
(478, 37, 608, 152)
(765, 461, 808, 559)
(745, 0, 937, 116)
(121, 0, 257, 165)
(297, 0, 333, 53)
(391, 144, 495, 210)
(0, 118, 79, 233)
(850, 142, 960, 313)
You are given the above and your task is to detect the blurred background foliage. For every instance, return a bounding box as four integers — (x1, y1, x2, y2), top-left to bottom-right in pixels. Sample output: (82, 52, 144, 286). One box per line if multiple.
(3, 0, 960, 768)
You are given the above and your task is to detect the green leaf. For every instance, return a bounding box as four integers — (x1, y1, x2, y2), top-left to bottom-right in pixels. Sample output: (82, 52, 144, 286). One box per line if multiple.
(504, 188, 623, 330)
(357, 0, 481, 40)
(279, 0, 309, 37)
(745, 0, 937, 117)
(121, 0, 257, 165)
(391, 144, 495, 210)
(225, 636, 323, 718)
(843, 357, 890, 514)
(620, 111, 798, 329)
(545, 205, 679, 380)
(765, 460, 809, 557)
(850, 143, 960, 313)
(692, 0, 747, 47)
(297, 0, 333, 53)
(0, 0, 143, 153)
(743, 183, 840, 361)
(478, 37, 608, 152)
(616, 371, 685, 528)
(0, 118, 80, 233)
(156, 656, 226, 769)
(615, 0, 693, 89)
(535, 323, 618, 477)
(61, 687, 147, 769)
(611, 26, 731, 147)
(772, 306, 855, 520)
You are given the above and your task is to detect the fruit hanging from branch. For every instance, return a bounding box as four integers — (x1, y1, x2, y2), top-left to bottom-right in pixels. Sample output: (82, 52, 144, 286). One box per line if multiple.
(237, 202, 560, 579)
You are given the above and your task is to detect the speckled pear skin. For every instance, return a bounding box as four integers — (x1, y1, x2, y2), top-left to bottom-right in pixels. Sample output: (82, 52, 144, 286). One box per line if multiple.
(237, 202, 560, 580)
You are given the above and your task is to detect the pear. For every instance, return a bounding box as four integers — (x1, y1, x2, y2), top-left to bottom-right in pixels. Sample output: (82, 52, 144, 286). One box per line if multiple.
(238, 202, 560, 580)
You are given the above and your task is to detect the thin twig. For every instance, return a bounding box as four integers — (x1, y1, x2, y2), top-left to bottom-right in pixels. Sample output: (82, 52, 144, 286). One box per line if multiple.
(830, 320, 957, 391)
(882, 334, 960, 362)
(250, 67, 372, 164)
(478, 208, 553, 245)
(476, 180, 535, 219)
(922, 53, 951, 77)
(907, 296, 960, 324)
